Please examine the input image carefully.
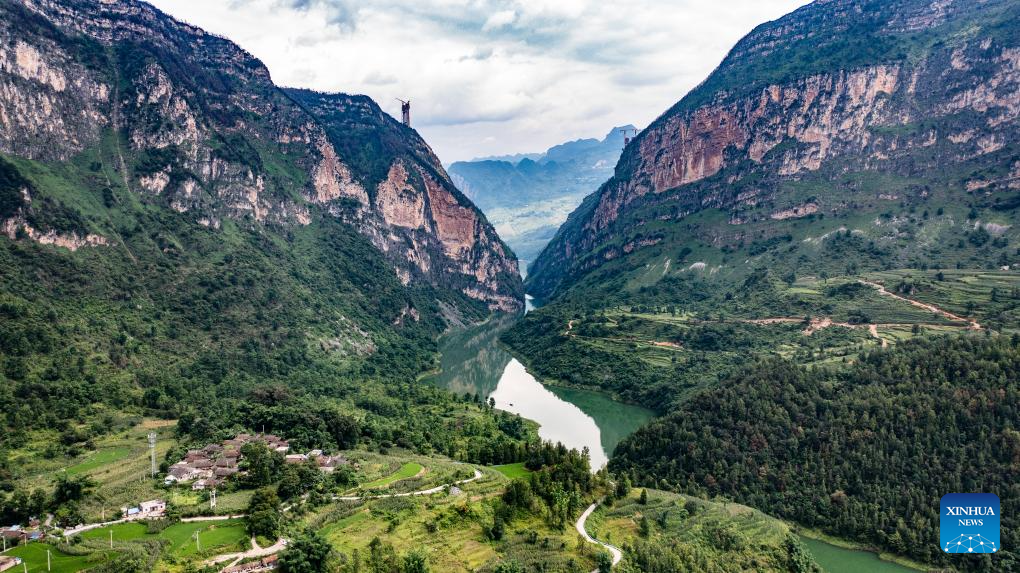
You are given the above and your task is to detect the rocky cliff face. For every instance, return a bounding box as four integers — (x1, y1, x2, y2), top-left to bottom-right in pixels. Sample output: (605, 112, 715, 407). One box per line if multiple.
(528, 0, 1019, 299)
(0, 0, 522, 311)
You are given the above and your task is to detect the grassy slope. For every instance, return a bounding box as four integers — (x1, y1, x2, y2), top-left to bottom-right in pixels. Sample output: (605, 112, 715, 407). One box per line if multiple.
(589, 488, 813, 572)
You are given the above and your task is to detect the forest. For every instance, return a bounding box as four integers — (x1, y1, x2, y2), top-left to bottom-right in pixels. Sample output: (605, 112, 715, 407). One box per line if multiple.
(610, 334, 1020, 571)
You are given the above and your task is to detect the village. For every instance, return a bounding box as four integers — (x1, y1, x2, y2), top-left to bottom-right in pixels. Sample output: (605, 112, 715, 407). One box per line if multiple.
(0, 432, 354, 572)
(165, 432, 347, 492)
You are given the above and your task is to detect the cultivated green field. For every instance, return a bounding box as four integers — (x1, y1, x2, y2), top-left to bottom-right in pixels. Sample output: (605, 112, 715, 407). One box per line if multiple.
(490, 463, 530, 479)
(4, 543, 113, 573)
(79, 518, 247, 557)
(361, 462, 423, 489)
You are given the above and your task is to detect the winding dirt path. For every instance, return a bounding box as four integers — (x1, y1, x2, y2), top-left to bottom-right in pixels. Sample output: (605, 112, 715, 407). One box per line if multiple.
(576, 501, 622, 571)
(204, 537, 288, 566)
(858, 280, 981, 329)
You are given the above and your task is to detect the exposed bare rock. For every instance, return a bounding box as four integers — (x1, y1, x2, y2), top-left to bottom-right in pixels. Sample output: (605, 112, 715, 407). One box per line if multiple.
(528, 0, 1019, 300)
(0, 0, 522, 313)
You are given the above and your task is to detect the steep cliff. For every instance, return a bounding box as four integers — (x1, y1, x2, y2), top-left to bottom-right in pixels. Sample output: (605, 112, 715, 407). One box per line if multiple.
(528, 0, 1019, 300)
(0, 0, 522, 311)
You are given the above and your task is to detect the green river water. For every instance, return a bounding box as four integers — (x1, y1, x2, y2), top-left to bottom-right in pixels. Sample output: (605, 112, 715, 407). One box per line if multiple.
(800, 536, 921, 572)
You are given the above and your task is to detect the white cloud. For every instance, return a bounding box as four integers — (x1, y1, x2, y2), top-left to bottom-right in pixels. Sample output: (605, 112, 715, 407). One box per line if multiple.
(482, 9, 516, 31)
(148, 0, 810, 162)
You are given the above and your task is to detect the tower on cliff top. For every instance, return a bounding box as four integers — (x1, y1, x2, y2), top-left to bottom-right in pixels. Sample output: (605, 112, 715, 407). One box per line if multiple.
(396, 98, 411, 126)
(619, 127, 638, 147)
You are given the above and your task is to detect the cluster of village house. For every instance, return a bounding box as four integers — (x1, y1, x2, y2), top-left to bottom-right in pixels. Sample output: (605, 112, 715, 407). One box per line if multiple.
(0, 433, 347, 571)
(164, 433, 347, 491)
(0, 518, 44, 554)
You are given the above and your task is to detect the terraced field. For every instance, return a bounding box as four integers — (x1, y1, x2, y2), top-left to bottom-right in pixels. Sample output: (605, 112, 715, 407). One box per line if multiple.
(79, 519, 248, 557)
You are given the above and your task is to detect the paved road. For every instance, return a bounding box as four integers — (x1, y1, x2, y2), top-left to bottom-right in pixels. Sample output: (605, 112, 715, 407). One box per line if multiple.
(576, 501, 622, 572)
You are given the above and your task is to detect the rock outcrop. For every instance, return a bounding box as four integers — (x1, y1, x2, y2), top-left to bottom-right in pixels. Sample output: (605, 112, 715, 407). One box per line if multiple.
(0, 0, 522, 311)
(528, 0, 1019, 299)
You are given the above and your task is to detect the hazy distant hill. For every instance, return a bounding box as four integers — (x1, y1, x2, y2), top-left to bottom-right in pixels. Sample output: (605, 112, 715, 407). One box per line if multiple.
(449, 126, 634, 269)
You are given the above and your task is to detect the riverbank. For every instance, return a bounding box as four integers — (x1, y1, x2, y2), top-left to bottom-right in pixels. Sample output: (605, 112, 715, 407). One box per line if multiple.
(795, 526, 929, 572)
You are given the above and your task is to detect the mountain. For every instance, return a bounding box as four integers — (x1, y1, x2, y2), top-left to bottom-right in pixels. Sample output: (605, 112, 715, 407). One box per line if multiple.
(527, 0, 1019, 300)
(448, 126, 633, 268)
(503, 1, 1020, 569)
(0, 0, 522, 443)
(0, 0, 521, 312)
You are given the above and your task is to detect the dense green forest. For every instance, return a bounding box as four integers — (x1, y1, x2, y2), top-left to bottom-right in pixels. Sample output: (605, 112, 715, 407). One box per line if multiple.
(610, 335, 1020, 571)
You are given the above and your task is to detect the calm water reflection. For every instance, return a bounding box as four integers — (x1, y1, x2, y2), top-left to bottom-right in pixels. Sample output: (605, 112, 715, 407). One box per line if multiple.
(427, 308, 653, 469)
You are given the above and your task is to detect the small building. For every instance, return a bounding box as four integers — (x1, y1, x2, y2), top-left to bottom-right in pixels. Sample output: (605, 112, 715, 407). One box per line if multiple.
(284, 454, 307, 464)
(0, 556, 23, 572)
(222, 554, 278, 573)
(122, 499, 166, 520)
(192, 479, 208, 491)
(0, 526, 25, 542)
(316, 455, 347, 473)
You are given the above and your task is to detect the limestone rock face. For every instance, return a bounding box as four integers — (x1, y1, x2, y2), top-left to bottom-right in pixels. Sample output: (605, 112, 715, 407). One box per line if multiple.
(528, 0, 1019, 300)
(0, 0, 521, 311)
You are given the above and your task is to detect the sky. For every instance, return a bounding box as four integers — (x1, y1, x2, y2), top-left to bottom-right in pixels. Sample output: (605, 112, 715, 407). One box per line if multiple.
(147, 0, 810, 163)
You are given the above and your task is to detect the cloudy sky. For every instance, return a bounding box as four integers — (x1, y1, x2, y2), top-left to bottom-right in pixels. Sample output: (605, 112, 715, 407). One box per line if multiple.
(148, 0, 809, 163)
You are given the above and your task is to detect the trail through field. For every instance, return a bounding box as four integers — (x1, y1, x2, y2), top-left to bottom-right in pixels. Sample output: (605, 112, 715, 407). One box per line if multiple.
(858, 280, 981, 329)
(203, 536, 288, 566)
(334, 468, 483, 501)
(576, 500, 622, 571)
(869, 324, 888, 348)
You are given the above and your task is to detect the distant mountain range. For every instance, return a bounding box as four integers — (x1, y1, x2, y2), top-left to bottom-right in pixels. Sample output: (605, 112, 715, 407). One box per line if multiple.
(448, 126, 635, 270)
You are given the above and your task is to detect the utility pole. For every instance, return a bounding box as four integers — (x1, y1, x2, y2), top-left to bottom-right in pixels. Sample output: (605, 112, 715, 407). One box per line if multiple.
(47, 548, 51, 571)
(110, 528, 113, 549)
(148, 432, 157, 478)
(210, 488, 217, 509)
(194, 531, 201, 552)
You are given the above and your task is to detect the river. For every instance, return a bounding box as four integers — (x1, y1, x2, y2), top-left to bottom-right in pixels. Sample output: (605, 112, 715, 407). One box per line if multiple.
(426, 301, 653, 469)
(799, 536, 920, 573)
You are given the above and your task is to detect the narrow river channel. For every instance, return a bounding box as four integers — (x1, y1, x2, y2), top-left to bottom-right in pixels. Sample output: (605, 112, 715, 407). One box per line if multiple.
(428, 300, 923, 572)
(427, 299, 653, 469)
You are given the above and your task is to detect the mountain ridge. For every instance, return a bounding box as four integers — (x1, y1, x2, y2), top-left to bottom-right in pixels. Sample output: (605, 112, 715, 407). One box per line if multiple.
(1, 0, 522, 311)
(527, 0, 1019, 300)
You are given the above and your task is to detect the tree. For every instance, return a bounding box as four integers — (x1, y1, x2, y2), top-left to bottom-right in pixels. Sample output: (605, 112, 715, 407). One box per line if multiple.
(595, 551, 613, 573)
(279, 529, 332, 573)
(639, 515, 652, 538)
(246, 487, 281, 539)
(401, 549, 429, 573)
(325, 411, 362, 449)
(241, 442, 281, 487)
(277, 467, 302, 501)
(53, 474, 97, 506)
(638, 488, 648, 505)
(614, 476, 631, 500)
